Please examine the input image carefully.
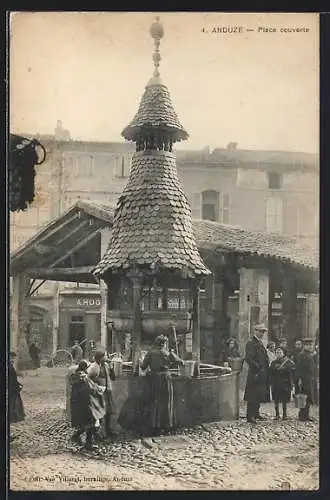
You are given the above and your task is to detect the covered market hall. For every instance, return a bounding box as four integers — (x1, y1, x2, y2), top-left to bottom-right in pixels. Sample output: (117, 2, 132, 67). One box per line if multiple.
(10, 199, 319, 369)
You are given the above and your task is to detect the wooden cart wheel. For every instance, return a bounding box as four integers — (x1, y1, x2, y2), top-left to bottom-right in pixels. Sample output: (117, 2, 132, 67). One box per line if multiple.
(51, 349, 73, 368)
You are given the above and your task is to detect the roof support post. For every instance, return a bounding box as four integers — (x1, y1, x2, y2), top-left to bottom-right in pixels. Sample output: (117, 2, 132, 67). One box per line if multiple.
(100, 228, 112, 350)
(11, 272, 32, 370)
(282, 267, 298, 345)
(52, 285, 60, 354)
(237, 267, 270, 354)
(212, 278, 228, 364)
(191, 279, 201, 376)
(127, 271, 142, 375)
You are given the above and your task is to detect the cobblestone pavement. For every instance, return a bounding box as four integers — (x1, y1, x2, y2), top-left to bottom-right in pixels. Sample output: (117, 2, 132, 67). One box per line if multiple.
(10, 368, 319, 491)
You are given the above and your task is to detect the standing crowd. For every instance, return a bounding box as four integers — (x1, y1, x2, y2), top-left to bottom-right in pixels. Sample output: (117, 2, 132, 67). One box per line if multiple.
(9, 328, 319, 450)
(244, 324, 319, 423)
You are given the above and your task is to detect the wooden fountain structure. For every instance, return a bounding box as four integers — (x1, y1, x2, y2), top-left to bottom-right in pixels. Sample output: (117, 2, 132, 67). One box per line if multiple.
(94, 17, 211, 376)
(88, 17, 241, 425)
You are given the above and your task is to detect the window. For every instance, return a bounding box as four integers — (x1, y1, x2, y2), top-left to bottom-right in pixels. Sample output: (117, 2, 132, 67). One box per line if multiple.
(201, 191, 230, 223)
(202, 190, 219, 222)
(268, 172, 282, 189)
(266, 197, 283, 233)
(75, 156, 95, 177)
(71, 315, 84, 323)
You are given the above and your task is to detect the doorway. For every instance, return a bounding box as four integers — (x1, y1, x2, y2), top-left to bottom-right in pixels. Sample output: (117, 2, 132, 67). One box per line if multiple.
(69, 315, 86, 348)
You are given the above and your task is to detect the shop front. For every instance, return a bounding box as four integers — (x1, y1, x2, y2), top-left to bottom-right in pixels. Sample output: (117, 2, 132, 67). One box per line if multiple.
(58, 292, 102, 351)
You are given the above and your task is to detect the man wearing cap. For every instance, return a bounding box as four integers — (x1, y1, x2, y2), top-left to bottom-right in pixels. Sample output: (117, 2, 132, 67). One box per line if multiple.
(294, 338, 316, 421)
(244, 324, 271, 423)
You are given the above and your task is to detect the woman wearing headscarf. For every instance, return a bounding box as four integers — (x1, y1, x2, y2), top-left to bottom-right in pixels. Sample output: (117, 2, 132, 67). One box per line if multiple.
(223, 338, 241, 362)
(9, 351, 25, 423)
(140, 335, 184, 436)
(87, 349, 116, 440)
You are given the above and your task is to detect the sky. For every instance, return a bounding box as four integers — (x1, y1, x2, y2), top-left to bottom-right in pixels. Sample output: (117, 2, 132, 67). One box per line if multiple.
(9, 12, 319, 153)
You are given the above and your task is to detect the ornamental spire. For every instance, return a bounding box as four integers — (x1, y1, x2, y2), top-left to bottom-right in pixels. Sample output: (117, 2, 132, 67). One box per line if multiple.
(147, 16, 164, 87)
(150, 16, 164, 77)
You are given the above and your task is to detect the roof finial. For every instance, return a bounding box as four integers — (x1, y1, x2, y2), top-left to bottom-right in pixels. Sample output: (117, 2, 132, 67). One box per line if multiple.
(149, 16, 164, 78)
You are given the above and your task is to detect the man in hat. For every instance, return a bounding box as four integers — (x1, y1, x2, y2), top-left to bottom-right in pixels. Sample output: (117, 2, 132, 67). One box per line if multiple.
(244, 324, 271, 423)
(294, 338, 316, 421)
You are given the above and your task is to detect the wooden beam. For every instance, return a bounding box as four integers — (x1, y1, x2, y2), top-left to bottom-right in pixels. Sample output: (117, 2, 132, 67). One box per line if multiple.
(27, 266, 95, 279)
(25, 278, 35, 297)
(29, 280, 47, 296)
(13, 212, 80, 262)
(52, 219, 90, 247)
(44, 229, 101, 269)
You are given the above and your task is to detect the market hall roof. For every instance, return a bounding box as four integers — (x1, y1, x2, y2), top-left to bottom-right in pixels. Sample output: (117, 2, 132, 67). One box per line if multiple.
(94, 17, 210, 280)
(10, 200, 318, 281)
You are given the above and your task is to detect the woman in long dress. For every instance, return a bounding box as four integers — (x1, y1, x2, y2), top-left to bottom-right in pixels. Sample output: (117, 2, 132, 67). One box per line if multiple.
(140, 335, 183, 436)
(9, 351, 25, 423)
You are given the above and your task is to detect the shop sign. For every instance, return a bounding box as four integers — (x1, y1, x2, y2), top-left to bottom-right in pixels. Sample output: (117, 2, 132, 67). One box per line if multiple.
(60, 295, 102, 309)
(76, 297, 101, 307)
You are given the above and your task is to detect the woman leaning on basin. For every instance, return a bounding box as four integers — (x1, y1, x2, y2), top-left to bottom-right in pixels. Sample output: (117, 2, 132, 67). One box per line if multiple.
(119, 334, 184, 437)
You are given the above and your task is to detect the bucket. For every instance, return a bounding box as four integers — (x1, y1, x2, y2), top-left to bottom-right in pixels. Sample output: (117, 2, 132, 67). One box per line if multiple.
(179, 360, 195, 377)
(294, 393, 307, 409)
(112, 359, 123, 378)
(228, 357, 244, 372)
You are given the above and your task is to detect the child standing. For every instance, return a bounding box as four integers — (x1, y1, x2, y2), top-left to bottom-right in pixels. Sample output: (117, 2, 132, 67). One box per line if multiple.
(70, 360, 106, 449)
(270, 347, 295, 420)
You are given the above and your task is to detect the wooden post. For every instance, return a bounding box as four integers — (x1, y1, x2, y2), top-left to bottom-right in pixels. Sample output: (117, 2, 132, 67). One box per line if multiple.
(282, 267, 298, 345)
(52, 285, 60, 353)
(100, 228, 112, 349)
(191, 279, 201, 376)
(128, 271, 142, 375)
(11, 273, 32, 369)
(238, 267, 259, 356)
(100, 282, 108, 348)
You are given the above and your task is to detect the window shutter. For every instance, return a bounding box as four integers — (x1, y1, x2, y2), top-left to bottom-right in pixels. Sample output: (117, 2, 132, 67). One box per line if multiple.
(191, 193, 202, 219)
(266, 197, 283, 233)
(219, 193, 230, 224)
(124, 155, 132, 177)
(113, 156, 121, 177)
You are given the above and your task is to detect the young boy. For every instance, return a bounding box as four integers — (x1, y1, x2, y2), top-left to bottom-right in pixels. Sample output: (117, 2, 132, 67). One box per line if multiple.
(270, 347, 295, 420)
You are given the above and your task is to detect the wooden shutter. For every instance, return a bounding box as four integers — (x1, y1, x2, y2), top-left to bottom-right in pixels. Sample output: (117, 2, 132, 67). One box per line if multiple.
(191, 193, 202, 219)
(220, 193, 231, 224)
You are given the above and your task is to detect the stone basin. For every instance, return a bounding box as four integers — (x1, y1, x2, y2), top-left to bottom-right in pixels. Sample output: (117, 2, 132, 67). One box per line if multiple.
(66, 363, 241, 427)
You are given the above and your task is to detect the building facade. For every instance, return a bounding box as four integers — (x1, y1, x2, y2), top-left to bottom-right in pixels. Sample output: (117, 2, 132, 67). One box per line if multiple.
(10, 123, 319, 354)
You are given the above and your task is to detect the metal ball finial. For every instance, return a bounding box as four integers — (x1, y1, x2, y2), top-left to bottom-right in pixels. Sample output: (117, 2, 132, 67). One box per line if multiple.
(149, 17, 164, 40)
(148, 16, 164, 80)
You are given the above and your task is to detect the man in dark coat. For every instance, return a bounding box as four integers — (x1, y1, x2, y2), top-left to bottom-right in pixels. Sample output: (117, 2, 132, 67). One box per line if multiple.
(295, 338, 316, 421)
(29, 342, 41, 373)
(244, 324, 270, 423)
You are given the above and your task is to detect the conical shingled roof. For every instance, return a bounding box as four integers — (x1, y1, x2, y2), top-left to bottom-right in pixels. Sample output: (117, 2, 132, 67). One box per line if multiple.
(94, 17, 210, 279)
(121, 84, 189, 143)
(93, 151, 210, 277)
